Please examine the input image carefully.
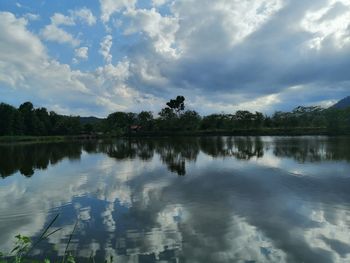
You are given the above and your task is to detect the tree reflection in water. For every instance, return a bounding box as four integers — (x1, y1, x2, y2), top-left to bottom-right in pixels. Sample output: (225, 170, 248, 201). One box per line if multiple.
(0, 143, 82, 177)
(1, 136, 350, 178)
(273, 137, 350, 163)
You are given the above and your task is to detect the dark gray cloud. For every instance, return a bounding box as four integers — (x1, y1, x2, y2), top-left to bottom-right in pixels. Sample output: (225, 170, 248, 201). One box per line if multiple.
(121, 0, 350, 113)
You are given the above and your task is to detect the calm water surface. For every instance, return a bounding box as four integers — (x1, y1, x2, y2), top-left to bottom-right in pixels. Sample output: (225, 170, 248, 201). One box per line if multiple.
(1, 136, 350, 262)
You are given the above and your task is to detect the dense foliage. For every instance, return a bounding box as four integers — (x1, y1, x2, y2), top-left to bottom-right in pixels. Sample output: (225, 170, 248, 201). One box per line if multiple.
(1, 97, 350, 136)
(0, 102, 82, 136)
(104, 97, 350, 135)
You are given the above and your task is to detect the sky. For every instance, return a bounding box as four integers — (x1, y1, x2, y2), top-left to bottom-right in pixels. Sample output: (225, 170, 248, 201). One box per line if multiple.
(0, 0, 350, 117)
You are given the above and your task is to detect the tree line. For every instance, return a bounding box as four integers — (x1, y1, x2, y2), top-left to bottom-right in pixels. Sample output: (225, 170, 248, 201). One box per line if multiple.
(0, 102, 82, 136)
(1, 96, 350, 136)
(105, 96, 350, 135)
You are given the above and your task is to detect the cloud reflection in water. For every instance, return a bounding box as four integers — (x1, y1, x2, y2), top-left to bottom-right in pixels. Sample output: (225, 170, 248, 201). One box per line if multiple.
(1, 137, 350, 262)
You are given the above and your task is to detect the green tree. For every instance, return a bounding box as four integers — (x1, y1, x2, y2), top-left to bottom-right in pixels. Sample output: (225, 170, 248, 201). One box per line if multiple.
(19, 102, 40, 135)
(106, 112, 136, 134)
(84, 123, 94, 134)
(180, 110, 201, 130)
(200, 114, 230, 130)
(138, 111, 154, 131)
(12, 110, 24, 135)
(35, 107, 51, 135)
(0, 103, 16, 135)
(166, 96, 185, 116)
(157, 108, 177, 130)
(234, 110, 255, 129)
(254, 112, 265, 128)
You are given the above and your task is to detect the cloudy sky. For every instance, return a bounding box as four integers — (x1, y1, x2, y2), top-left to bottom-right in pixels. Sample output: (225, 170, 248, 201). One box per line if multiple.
(0, 0, 350, 116)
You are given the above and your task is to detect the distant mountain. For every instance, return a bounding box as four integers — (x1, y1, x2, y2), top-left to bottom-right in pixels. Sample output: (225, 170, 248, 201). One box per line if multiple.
(79, 116, 104, 125)
(331, 96, 350, 109)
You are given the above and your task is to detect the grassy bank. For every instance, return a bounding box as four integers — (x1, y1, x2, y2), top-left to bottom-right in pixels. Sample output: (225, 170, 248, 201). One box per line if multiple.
(0, 136, 67, 143)
(1, 128, 348, 143)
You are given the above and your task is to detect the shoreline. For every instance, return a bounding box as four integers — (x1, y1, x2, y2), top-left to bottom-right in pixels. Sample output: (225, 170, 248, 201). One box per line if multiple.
(1, 128, 349, 143)
(0, 135, 112, 144)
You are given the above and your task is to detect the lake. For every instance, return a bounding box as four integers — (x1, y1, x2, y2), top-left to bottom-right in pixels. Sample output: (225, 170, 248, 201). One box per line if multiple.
(1, 136, 350, 263)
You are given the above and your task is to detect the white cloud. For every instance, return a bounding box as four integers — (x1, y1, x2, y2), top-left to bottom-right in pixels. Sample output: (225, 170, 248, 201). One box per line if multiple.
(0, 12, 46, 87)
(75, 46, 89, 60)
(301, 0, 350, 49)
(71, 7, 96, 26)
(40, 24, 80, 46)
(199, 0, 283, 46)
(50, 13, 75, 26)
(114, 0, 350, 113)
(51, 9, 96, 27)
(40, 12, 81, 46)
(40, 9, 96, 47)
(163, 0, 284, 57)
(4, 0, 350, 115)
(124, 8, 180, 57)
(152, 0, 169, 7)
(73, 46, 89, 64)
(99, 35, 113, 64)
(0, 11, 160, 116)
(99, 0, 137, 23)
(23, 13, 40, 21)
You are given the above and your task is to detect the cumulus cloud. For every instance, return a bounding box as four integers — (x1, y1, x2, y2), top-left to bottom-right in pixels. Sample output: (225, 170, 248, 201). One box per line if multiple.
(40, 12, 79, 46)
(40, 8, 96, 47)
(124, 8, 180, 57)
(71, 7, 96, 26)
(301, 0, 350, 49)
(3, 0, 350, 115)
(75, 46, 89, 60)
(50, 8, 96, 27)
(73, 47, 89, 63)
(50, 13, 75, 26)
(40, 24, 80, 46)
(114, 0, 350, 113)
(0, 11, 160, 116)
(152, 0, 169, 7)
(23, 13, 40, 21)
(99, 35, 113, 64)
(99, 0, 137, 23)
(0, 12, 47, 86)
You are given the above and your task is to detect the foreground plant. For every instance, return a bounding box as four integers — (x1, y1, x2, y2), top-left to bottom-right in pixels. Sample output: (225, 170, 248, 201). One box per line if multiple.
(0, 215, 116, 263)
(0, 215, 60, 263)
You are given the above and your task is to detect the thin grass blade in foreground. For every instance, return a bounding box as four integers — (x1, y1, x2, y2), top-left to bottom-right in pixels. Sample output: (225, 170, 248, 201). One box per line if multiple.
(26, 214, 60, 255)
(62, 220, 78, 263)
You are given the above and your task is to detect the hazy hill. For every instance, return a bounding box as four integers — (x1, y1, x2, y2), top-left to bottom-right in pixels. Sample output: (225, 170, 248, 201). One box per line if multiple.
(331, 96, 350, 109)
(79, 116, 104, 125)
